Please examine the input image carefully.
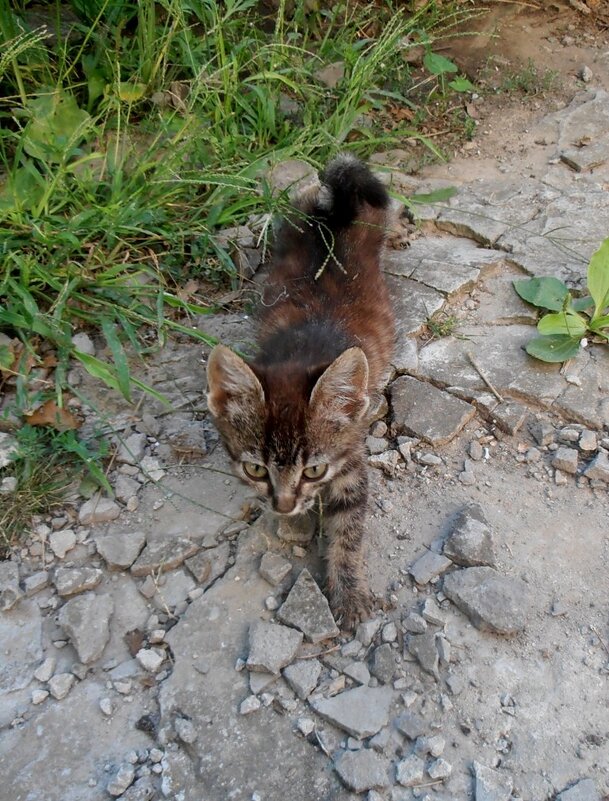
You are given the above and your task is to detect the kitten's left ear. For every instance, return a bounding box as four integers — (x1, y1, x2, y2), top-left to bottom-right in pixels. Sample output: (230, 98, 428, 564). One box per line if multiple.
(206, 345, 265, 421)
(309, 347, 369, 423)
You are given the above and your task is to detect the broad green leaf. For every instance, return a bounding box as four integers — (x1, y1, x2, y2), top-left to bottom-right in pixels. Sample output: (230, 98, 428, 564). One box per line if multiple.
(589, 314, 609, 331)
(0, 161, 46, 212)
(537, 311, 587, 337)
(587, 237, 609, 318)
(448, 77, 475, 93)
(101, 319, 131, 402)
(409, 186, 458, 204)
(0, 345, 13, 370)
(513, 276, 569, 311)
(571, 296, 594, 312)
(117, 82, 147, 102)
(23, 92, 91, 163)
(423, 52, 458, 76)
(525, 335, 581, 363)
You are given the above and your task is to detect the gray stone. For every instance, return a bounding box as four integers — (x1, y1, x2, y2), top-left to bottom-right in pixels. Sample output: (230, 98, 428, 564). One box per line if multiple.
(239, 695, 261, 715)
(407, 633, 439, 679)
(136, 648, 165, 673)
(0, 561, 22, 611)
(175, 717, 198, 744)
(382, 622, 397, 643)
(33, 656, 56, 683)
(395, 711, 427, 740)
(556, 778, 600, 801)
(107, 764, 136, 797)
(469, 441, 484, 461)
(443, 568, 528, 634)
(368, 450, 400, 477)
(0, 599, 43, 693)
(71, 331, 95, 355)
(333, 749, 389, 793)
(283, 659, 322, 699)
(473, 761, 513, 801)
(411, 258, 480, 296)
(275, 513, 315, 545)
(391, 376, 475, 446)
(249, 671, 276, 695)
(114, 474, 141, 505)
(117, 432, 147, 465)
(32, 689, 49, 705)
(0, 475, 17, 494)
(259, 552, 292, 586)
(552, 447, 579, 474)
(0, 432, 18, 468)
(421, 598, 445, 626)
(23, 571, 49, 596)
(579, 430, 597, 452)
(154, 569, 196, 609)
(459, 470, 476, 486)
(392, 338, 419, 375)
(120, 777, 156, 801)
(131, 537, 199, 576)
(246, 621, 303, 675)
(443, 504, 497, 568)
(490, 401, 527, 435)
(427, 758, 452, 780)
(314, 61, 345, 88)
(395, 754, 425, 787)
(58, 592, 114, 663)
(356, 618, 382, 647)
(385, 275, 445, 338)
(186, 542, 230, 589)
(277, 569, 339, 643)
(403, 612, 427, 634)
(344, 662, 370, 686)
(48, 672, 75, 700)
(529, 420, 554, 446)
(409, 549, 452, 585)
(49, 529, 76, 559)
(267, 159, 316, 194)
(583, 451, 609, 483)
(95, 529, 146, 569)
(309, 685, 393, 738)
(369, 643, 397, 684)
(366, 436, 388, 455)
(53, 567, 103, 597)
(78, 496, 121, 526)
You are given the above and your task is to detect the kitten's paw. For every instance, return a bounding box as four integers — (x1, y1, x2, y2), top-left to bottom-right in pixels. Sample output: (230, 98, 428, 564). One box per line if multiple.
(332, 590, 374, 632)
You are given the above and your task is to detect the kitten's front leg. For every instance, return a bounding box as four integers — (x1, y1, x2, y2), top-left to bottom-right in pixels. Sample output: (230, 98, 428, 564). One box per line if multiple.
(324, 458, 373, 630)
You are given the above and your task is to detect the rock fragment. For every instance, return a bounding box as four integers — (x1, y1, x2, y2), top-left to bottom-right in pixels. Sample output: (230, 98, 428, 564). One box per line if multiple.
(395, 754, 425, 787)
(130, 538, 199, 577)
(473, 761, 513, 801)
(395, 711, 427, 740)
(0, 561, 22, 611)
(246, 621, 303, 675)
(309, 685, 393, 738)
(49, 529, 76, 559)
(583, 451, 609, 482)
(259, 552, 292, 586)
(136, 648, 165, 673)
(48, 672, 75, 700)
(344, 662, 370, 686)
(277, 569, 339, 643)
(443, 503, 497, 567)
(78, 497, 121, 525)
(283, 659, 322, 700)
(107, 764, 135, 797)
(239, 695, 261, 715)
(175, 717, 198, 744)
(443, 567, 528, 634)
(95, 530, 146, 569)
(356, 618, 382, 647)
(333, 749, 389, 793)
(406, 632, 440, 678)
(24, 571, 49, 597)
(33, 656, 56, 683)
(32, 689, 49, 705)
(409, 550, 452, 585)
(368, 450, 400, 476)
(369, 643, 397, 684)
(54, 567, 103, 597)
(391, 376, 475, 446)
(58, 592, 113, 664)
(428, 758, 452, 779)
(552, 447, 578, 474)
(117, 432, 147, 464)
(556, 778, 600, 801)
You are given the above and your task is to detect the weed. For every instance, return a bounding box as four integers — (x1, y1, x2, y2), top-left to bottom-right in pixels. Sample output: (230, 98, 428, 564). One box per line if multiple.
(426, 310, 459, 340)
(498, 58, 560, 97)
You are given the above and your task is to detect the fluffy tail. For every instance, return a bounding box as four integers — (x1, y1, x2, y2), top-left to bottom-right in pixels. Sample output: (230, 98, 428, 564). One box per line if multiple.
(316, 153, 389, 229)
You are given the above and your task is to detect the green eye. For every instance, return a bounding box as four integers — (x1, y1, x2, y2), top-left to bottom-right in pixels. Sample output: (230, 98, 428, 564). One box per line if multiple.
(242, 462, 268, 480)
(303, 463, 328, 480)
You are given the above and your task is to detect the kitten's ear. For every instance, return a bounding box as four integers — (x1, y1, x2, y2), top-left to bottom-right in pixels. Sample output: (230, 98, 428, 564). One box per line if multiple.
(309, 347, 369, 423)
(206, 345, 265, 420)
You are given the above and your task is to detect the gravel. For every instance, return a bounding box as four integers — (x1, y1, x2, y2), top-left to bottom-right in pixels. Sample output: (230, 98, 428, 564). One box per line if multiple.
(246, 620, 303, 675)
(58, 592, 114, 664)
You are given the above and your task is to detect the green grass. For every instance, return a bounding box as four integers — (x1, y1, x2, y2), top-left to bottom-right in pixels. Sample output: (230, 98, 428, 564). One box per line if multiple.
(0, 0, 480, 542)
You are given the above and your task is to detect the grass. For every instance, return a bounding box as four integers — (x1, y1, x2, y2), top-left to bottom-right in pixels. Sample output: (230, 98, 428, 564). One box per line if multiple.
(0, 0, 481, 546)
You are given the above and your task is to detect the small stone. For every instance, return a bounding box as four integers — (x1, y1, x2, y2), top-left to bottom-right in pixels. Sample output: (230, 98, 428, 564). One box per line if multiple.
(0, 561, 22, 611)
(526, 447, 541, 463)
(117, 432, 147, 464)
(382, 622, 397, 643)
(296, 717, 315, 736)
(403, 613, 427, 634)
(419, 452, 442, 466)
(277, 569, 339, 643)
(391, 376, 475, 446)
(100, 697, 113, 716)
(395, 754, 425, 787)
(140, 455, 165, 482)
(407, 632, 439, 679)
(421, 598, 445, 626)
(443, 503, 497, 568)
(446, 673, 464, 695)
(409, 550, 452, 585)
(259, 552, 292, 586)
(356, 618, 382, 647)
(459, 470, 476, 486)
(136, 648, 164, 673)
(398, 442, 412, 463)
(556, 778, 600, 801)
(583, 451, 609, 483)
(371, 422, 387, 437)
(344, 662, 370, 686)
(436, 635, 451, 665)
(333, 749, 389, 793)
(31, 689, 49, 705)
(72, 331, 95, 354)
(246, 620, 303, 675)
(369, 643, 397, 684)
(78, 497, 120, 525)
(368, 450, 400, 477)
(58, 593, 114, 664)
(249, 671, 276, 695)
(468, 441, 484, 461)
(366, 436, 389, 454)
(473, 761, 513, 801)
(555, 469, 568, 486)
(175, 717, 198, 744)
(283, 659, 322, 699)
(552, 447, 578, 474)
(95, 530, 146, 569)
(24, 571, 49, 597)
(529, 420, 554, 446)
(401, 690, 418, 707)
(107, 764, 135, 797)
(443, 567, 528, 634)
(54, 567, 103, 597)
(34, 656, 56, 683)
(0, 476, 17, 494)
(114, 474, 141, 505)
(49, 672, 75, 700)
(265, 596, 279, 611)
(579, 430, 597, 452)
(395, 711, 427, 740)
(579, 65, 593, 83)
(240, 695, 261, 715)
(427, 758, 452, 780)
(139, 576, 156, 599)
(131, 538, 199, 577)
(49, 529, 77, 559)
(309, 685, 393, 738)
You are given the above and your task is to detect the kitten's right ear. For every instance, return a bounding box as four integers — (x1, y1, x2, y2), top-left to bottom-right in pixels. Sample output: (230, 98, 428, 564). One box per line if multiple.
(206, 345, 265, 420)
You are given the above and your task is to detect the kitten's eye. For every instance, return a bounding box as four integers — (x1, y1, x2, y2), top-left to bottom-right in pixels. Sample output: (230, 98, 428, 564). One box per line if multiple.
(303, 463, 328, 480)
(242, 462, 268, 480)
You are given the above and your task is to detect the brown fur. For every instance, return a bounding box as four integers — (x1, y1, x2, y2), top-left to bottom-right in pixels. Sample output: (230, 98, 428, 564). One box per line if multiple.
(207, 155, 394, 628)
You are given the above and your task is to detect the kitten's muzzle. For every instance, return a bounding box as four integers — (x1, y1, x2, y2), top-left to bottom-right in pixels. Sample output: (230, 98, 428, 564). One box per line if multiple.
(272, 494, 298, 515)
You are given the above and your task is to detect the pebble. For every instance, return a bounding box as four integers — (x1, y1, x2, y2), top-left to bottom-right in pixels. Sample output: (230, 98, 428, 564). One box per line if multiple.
(366, 436, 388, 454)
(136, 648, 165, 673)
(356, 618, 382, 647)
(579, 430, 597, 452)
(427, 757, 452, 780)
(382, 622, 398, 643)
(277, 569, 339, 643)
(407, 632, 439, 679)
(54, 567, 103, 597)
(139, 455, 165, 482)
(443, 567, 528, 634)
(24, 571, 49, 597)
(403, 612, 427, 634)
(333, 749, 389, 793)
(583, 451, 609, 483)
(419, 453, 442, 466)
(296, 717, 315, 737)
(95, 530, 146, 570)
(579, 65, 593, 83)
(459, 470, 476, 485)
(0, 561, 22, 611)
(401, 690, 418, 707)
(395, 711, 427, 740)
(259, 552, 292, 586)
(409, 550, 452, 585)
(78, 497, 121, 525)
(468, 441, 484, 461)
(49, 672, 75, 700)
(34, 656, 56, 683)
(49, 529, 77, 559)
(107, 764, 135, 797)
(552, 447, 578, 474)
(443, 503, 497, 568)
(371, 421, 387, 438)
(395, 754, 425, 787)
(239, 695, 261, 715)
(246, 620, 303, 675)
(58, 592, 114, 664)
(368, 450, 400, 477)
(530, 420, 554, 446)
(310, 685, 393, 738)
(174, 717, 198, 744)
(421, 598, 445, 626)
(556, 778, 600, 801)
(100, 697, 113, 716)
(117, 432, 147, 465)
(0, 475, 18, 493)
(32, 689, 49, 705)
(525, 447, 541, 463)
(344, 661, 370, 686)
(283, 659, 322, 699)
(473, 761, 513, 801)
(370, 643, 397, 684)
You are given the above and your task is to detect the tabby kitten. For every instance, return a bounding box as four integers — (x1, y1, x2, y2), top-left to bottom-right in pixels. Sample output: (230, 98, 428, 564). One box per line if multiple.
(206, 155, 395, 628)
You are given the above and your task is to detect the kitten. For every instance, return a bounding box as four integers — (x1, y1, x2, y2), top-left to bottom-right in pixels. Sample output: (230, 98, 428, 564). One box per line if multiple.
(206, 154, 395, 628)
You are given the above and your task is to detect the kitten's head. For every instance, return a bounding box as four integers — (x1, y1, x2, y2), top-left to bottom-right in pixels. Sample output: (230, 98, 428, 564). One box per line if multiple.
(206, 345, 369, 516)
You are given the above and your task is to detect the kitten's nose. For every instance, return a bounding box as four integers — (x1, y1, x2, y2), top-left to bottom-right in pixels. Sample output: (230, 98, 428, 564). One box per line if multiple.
(274, 495, 296, 514)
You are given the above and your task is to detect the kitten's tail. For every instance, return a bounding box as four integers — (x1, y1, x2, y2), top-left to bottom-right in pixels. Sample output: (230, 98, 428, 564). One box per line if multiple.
(316, 153, 389, 230)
